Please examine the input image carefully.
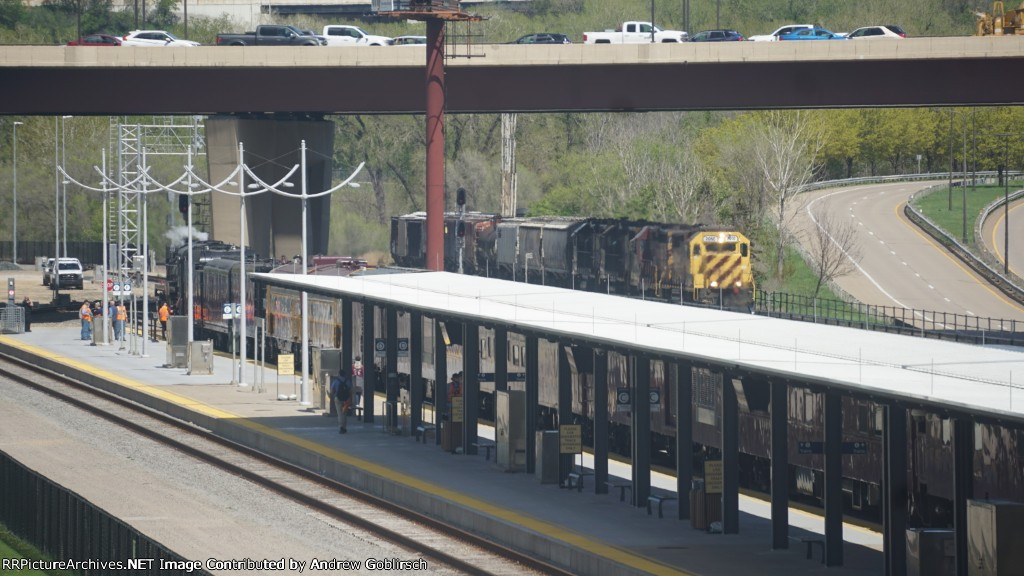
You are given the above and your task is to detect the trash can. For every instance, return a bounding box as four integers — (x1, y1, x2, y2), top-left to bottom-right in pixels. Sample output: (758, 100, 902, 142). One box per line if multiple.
(535, 430, 559, 484)
(690, 479, 707, 530)
(188, 341, 214, 375)
(92, 316, 110, 346)
(906, 528, 954, 576)
(441, 420, 463, 452)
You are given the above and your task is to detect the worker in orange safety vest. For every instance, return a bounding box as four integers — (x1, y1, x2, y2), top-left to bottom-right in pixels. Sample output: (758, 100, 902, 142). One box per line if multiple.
(79, 302, 93, 340)
(158, 302, 170, 340)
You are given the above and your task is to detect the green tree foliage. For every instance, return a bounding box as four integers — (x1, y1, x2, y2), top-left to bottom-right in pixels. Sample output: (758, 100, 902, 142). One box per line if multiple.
(0, 0, 24, 28)
(147, 0, 178, 30)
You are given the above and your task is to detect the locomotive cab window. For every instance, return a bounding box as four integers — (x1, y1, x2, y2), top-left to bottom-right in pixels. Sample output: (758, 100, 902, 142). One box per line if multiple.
(741, 243, 748, 257)
(692, 245, 701, 256)
(706, 242, 737, 253)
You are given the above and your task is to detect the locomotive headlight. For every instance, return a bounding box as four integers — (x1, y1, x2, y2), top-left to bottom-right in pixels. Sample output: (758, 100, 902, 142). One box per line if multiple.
(710, 280, 719, 288)
(735, 281, 742, 287)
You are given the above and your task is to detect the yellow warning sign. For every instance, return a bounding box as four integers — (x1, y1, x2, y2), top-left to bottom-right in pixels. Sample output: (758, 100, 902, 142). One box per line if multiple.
(705, 460, 723, 494)
(560, 424, 582, 454)
(277, 354, 294, 376)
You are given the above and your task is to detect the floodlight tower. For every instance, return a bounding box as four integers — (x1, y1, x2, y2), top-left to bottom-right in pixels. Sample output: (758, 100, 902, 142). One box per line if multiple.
(372, 0, 481, 271)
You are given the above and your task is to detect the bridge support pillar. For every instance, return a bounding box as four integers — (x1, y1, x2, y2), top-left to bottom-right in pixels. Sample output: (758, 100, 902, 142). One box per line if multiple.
(206, 115, 334, 260)
(425, 19, 445, 271)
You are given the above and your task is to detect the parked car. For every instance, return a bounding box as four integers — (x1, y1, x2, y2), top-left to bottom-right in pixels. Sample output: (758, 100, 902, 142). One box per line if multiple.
(846, 25, 906, 39)
(690, 29, 745, 42)
(748, 24, 813, 42)
(510, 33, 571, 44)
(392, 35, 427, 46)
(122, 30, 200, 47)
(67, 34, 122, 46)
(777, 27, 847, 40)
(42, 258, 54, 286)
(51, 257, 84, 290)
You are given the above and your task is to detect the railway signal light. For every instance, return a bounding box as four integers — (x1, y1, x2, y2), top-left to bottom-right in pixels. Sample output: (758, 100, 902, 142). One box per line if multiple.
(7, 277, 14, 304)
(456, 187, 466, 206)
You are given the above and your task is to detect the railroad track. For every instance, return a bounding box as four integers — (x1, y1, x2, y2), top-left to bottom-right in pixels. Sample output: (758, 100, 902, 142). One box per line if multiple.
(0, 352, 568, 576)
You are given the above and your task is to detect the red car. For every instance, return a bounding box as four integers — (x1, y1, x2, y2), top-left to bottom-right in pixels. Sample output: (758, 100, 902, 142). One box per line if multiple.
(67, 34, 122, 46)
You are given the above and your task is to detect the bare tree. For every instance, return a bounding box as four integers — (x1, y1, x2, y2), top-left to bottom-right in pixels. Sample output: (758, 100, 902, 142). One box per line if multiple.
(750, 110, 824, 279)
(806, 200, 861, 299)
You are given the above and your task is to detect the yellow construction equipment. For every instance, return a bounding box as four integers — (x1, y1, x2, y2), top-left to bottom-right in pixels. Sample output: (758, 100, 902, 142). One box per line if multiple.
(976, 1, 1024, 35)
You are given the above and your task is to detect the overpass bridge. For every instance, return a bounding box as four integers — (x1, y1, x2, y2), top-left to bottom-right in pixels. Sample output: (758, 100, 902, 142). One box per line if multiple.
(3, 37, 1024, 115)
(5, 36, 1024, 290)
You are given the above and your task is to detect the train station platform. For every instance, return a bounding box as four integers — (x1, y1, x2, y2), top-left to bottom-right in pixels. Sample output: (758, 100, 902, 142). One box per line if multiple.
(0, 326, 885, 576)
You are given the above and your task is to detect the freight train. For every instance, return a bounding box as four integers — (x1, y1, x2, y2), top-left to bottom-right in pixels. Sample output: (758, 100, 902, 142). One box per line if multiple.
(391, 212, 756, 310)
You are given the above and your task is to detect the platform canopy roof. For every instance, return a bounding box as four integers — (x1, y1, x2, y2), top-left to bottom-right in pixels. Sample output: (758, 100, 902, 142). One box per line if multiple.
(256, 270, 1024, 425)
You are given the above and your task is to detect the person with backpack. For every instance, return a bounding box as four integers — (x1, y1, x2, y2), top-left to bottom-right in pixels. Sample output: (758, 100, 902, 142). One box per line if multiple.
(330, 369, 351, 434)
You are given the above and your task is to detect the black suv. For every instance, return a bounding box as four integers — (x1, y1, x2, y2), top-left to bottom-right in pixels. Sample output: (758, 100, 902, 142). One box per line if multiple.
(690, 29, 745, 41)
(510, 33, 572, 44)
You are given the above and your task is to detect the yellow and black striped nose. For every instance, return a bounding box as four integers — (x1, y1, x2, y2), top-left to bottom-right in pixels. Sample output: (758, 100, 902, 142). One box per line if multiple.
(703, 252, 745, 288)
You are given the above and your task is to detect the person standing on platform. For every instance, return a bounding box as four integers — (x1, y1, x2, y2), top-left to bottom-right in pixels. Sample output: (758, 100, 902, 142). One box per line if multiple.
(352, 355, 365, 409)
(21, 297, 32, 332)
(114, 301, 127, 342)
(447, 372, 463, 412)
(158, 301, 170, 340)
(330, 369, 351, 434)
(79, 301, 93, 340)
(443, 372, 464, 452)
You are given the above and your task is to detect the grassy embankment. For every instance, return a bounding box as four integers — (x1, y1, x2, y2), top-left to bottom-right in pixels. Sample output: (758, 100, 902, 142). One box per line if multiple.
(0, 524, 77, 576)
(910, 180, 1022, 248)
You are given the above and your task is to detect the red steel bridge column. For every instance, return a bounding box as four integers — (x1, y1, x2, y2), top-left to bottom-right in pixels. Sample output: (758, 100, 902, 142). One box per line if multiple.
(425, 19, 445, 271)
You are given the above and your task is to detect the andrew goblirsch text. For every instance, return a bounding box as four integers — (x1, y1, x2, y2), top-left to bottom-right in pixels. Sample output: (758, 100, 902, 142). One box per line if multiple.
(2, 557, 429, 572)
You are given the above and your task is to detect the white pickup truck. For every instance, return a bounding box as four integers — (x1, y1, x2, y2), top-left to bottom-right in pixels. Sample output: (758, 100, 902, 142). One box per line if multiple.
(583, 21, 688, 44)
(321, 25, 392, 46)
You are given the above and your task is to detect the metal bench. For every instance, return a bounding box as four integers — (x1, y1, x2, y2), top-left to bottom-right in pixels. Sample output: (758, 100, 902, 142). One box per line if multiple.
(472, 440, 496, 461)
(647, 494, 678, 518)
(415, 424, 436, 444)
(564, 469, 593, 492)
(605, 480, 633, 503)
(798, 537, 825, 563)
